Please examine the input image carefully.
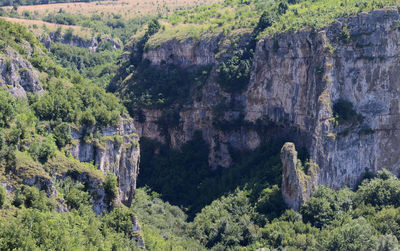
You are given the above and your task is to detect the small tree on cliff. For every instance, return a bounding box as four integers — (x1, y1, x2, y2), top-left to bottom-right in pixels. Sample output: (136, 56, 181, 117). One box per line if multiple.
(104, 172, 118, 209)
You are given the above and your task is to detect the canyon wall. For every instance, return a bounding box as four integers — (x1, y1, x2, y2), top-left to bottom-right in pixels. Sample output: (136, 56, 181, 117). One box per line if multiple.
(124, 7, 400, 208)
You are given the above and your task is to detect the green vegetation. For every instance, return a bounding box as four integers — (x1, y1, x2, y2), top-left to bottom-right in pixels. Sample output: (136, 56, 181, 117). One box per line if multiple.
(116, 61, 211, 112)
(139, 134, 285, 218)
(0, 189, 138, 250)
(31, 81, 125, 128)
(149, 0, 398, 46)
(134, 170, 400, 250)
(0, 0, 400, 249)
(0, 20, 142, 250)
(2, 7, 153, 43)
(0, 17, 41, 53)
(216, 7, 280, 93)
(49, 43, 121, 87)
(0, 186, 5, 208)
(104, 172, 118, 208)
(27, 135, 57, 164)
(333, 99, 363, 125)
(132, 188, 205, 250)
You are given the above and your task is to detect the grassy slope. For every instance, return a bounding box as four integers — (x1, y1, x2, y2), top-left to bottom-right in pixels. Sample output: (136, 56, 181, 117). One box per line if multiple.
(147, 0, 400, 47)
(2, 0, 222, 19)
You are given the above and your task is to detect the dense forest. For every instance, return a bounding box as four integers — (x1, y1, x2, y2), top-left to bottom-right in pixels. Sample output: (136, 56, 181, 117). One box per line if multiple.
(0, 0, 399, 249)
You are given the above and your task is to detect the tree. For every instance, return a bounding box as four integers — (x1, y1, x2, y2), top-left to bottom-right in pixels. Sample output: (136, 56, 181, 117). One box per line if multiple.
(300, 186, 353, 228)
(0, 91, 15, 128)
(323, 218, 378, 251)
(355, 169, 400, 207)
(104, 172, 118, 208)
(53, 122, 71, 148)
(63, 28, 74, 41)
(0, 186, 6, 208)
(28, 136, 57, 164)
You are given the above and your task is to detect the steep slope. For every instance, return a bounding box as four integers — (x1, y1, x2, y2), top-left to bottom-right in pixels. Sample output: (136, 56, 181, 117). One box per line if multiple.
(0, 18, 141, 210)
(116, 2, 400, 209)
(70, 118, 140, 206)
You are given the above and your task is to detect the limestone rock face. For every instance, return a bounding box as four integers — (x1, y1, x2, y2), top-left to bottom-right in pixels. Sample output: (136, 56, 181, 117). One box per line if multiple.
(247, 8, 400, 195)
(143, 37, 220, 67)
(123, 8, 400, 208)
(0, 47, 43, 97)
(70, 118, 140, 206)
(281, 142, 318, 210)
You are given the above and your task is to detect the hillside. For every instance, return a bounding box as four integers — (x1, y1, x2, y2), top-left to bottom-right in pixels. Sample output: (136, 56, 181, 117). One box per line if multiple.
(1, 0, 400, 250)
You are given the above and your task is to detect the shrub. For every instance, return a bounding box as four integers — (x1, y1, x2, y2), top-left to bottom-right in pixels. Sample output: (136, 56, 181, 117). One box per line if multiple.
(53, 122, 71, 148)
(28, 136, 57, 164)
(217, 51, 252, 93)
(103, 207, 133, 236)
(104, 172, 118, 208)
(300, 186, 353, 228)
(333, 99, 362, 124)
(63, 28, 74, 41)
(60, 178, 91, 210)
(323, 218, 378, 251)
(0, 91, 15, 128)
(0, 186, 5, 208)
(355, 169, 400, 207)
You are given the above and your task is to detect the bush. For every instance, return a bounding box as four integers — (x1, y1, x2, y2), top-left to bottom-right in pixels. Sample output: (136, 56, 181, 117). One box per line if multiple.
(32, 81, 124, 127)
(103, 207, 133, 236)
(333, 99, 362, 124)
(104, 172, 118, 208)
(60, 177, 91, 210)
(13, 186, 55, 211)
(0, 90, 15, 128)
(217, 51, 252, 93)
(0, 186, 5, 208)
(28, 136, 57, 164)
(300, 186, 353, 228)
(53, 122, 71, 148)
(355, 169, 400, 207)
(63, 28, 74, 41)
(190, 189, 259, 248)
(323, 218, 378, 251)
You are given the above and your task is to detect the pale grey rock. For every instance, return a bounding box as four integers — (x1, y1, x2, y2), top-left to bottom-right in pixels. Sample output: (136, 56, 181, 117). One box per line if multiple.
(126, 8, 400, 208)
(70, 118, 140, 206)
(0, 47, 43, 97)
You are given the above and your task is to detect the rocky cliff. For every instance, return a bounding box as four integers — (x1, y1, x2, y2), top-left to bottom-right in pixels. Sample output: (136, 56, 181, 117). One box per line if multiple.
(122, 7, 400, 208)
(0, 46, 43, 97)
(251, 8, 400, 200)
(70, 118, 140, 206)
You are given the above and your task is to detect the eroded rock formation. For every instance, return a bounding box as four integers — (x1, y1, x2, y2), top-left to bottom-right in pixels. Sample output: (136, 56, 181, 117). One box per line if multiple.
(70, 118, 140, 206)
(0, 46, 43, 97)
(281, 142, 319, 210)
(122, 7, 400, 208)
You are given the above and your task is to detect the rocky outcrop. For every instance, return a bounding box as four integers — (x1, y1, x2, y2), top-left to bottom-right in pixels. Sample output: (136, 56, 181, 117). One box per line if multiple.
(41, 32, 122, 52)
(143, 37, 221, 67)
(0, 47, 43, 97)
(70, 118, 140, 206)
(281, 142, 318, 211)
(131, 215, 146, 249)
(122, 7, 400, 208)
